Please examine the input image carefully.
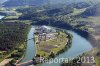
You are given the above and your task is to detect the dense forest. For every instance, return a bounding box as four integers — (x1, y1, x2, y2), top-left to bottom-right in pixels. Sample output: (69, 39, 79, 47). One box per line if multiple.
(0, 22, 29, 51)
(17, 6, 75, 31)
(16, 3, 89, 31)
(15, 2, 100, 40)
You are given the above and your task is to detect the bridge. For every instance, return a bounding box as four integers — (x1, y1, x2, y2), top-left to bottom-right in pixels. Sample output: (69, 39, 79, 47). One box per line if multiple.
(25, 38, 34, 42)
(16, 60, 34, 66)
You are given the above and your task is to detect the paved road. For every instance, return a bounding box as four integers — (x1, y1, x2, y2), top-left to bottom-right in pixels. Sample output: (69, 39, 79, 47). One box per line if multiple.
(16, 60, 33, 66)
(0, 58, 13, 66)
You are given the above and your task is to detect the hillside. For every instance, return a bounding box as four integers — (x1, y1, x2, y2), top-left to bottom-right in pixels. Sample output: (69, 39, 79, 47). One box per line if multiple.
(2, 0, 100, 7)
(3, 0, 48, 7)
(80, 3, 100, 17)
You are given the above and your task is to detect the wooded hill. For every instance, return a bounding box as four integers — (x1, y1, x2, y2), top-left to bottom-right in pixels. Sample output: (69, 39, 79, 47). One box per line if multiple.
(2, 0, 100, 7)
(0, 22, 28, 51)
(79, 3, 100, 17)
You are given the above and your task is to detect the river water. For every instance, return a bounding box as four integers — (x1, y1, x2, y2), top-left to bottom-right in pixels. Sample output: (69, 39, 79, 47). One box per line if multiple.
(0, 15, 4, 19)
(21, 26, 92, 66)
(21, 27, 36, 62)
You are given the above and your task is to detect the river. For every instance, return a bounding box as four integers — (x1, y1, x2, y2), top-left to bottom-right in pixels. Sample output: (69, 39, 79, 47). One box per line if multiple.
(0, 15, 4, 19)
(21, 26, 92, 66)
(21, 26, 36, 62)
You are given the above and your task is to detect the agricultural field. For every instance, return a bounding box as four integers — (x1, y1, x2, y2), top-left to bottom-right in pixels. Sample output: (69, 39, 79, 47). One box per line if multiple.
(95, 47, 100, 66)
(96, 57, 100, 66)
(70, 8, 86, 16)
(34, 31, 68, 58)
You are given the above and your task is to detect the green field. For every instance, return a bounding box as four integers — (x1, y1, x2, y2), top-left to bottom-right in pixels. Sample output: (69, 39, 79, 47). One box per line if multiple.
(70, 8, 86, 16)
(96, 57, 100, 66)
(77, 16, 100, 24)
(95, 47, 100, 66)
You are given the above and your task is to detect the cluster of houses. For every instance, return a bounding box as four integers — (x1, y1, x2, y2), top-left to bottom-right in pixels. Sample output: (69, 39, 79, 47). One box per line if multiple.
(34, 26, 56, 44)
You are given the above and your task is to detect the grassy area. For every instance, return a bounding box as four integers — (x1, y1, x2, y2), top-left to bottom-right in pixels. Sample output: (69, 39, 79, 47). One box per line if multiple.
(77, 16, 100, 40)
(96, 57, 100, 66)
(87, 16, 100, 25)
(0, 43, 25, 62)
(0, 50, 17, 62)
(0, 58, 3, 62)
(3, 12, 22, 20)
(77, 16, 100, 24)
(35, 32, 68, 58)
(83, 47, 100, 66)
(70, 8, 86, 16)
(1, 9, 22, 20)
(95, 47, 100, 66)
(4, 16, 19, 19)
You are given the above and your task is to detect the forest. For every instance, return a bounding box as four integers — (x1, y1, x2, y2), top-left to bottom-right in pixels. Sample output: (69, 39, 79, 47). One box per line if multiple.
(0, 22, 29, 51)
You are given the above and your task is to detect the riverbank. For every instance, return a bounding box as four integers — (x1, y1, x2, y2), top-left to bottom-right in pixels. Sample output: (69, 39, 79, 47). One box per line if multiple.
(14, 26, 32, 64)
(0, 21, 31, 66)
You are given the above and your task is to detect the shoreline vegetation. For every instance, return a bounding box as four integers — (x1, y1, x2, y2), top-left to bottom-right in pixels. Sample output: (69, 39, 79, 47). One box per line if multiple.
(14, 26, 32, 64)
(5, 26, 31, 66)
(33, 26, 72, 64)
(0, 21, 31, 66)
